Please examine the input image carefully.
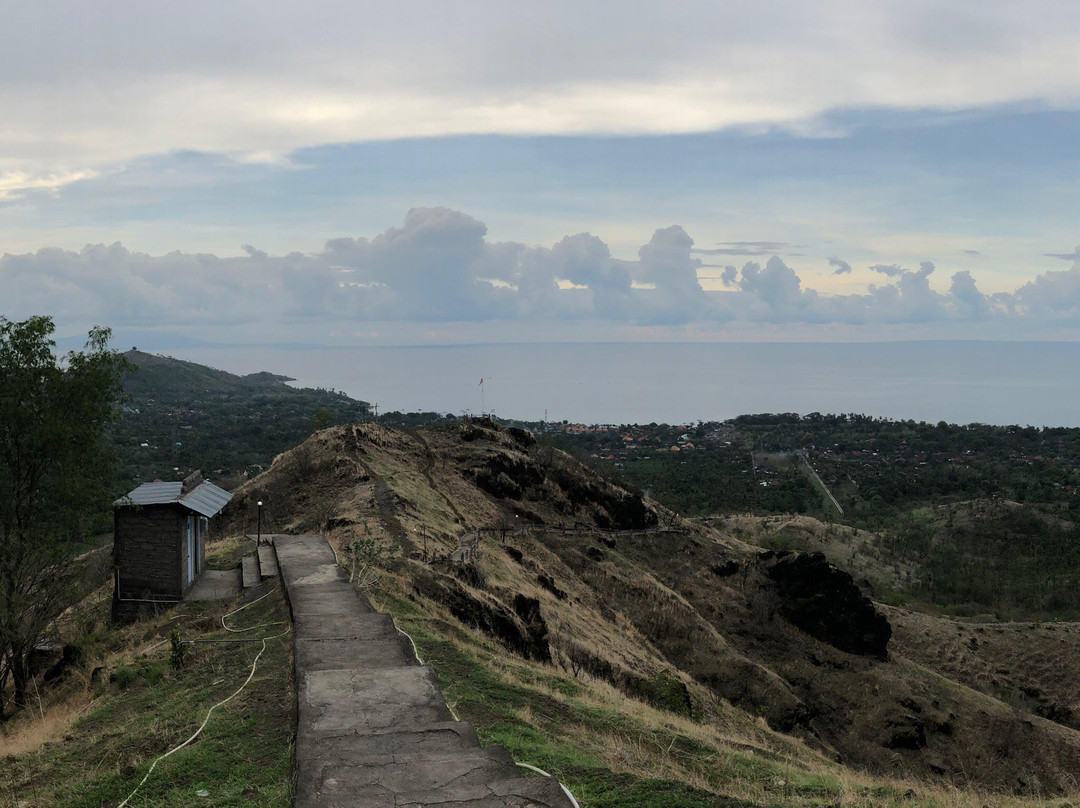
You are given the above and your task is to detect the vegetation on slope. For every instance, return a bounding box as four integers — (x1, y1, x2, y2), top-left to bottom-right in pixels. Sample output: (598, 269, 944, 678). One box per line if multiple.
(1, 316, 129, 720)
(0, 541, 293, 808)
(542, 415, 1080, 621)
(223, 419, 1080, 804)
(109, 350, 369, 488)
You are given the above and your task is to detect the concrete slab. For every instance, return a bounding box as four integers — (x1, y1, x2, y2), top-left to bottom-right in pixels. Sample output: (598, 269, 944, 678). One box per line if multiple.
(299, 748, 518, 803)
(295, 721, 482, 761)
(276, 533, 575, 808)
(292, 610, 399, 641)
(241, 555, 260, 589)
(299, 666, 453, 737)
(257, 544, 279, 577)
(298, 772, 573, 808)
(186, 568, 242, 601)
(287, 582, 374, 616)
(273, 535, 337, 576)
(294, 635, 416, 672)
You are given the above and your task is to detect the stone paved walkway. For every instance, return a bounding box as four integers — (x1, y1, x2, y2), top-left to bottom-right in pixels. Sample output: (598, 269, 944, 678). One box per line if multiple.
(273, 534, 574, 808)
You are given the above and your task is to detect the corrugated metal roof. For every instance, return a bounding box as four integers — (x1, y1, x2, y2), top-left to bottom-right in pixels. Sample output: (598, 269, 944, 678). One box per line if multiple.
(180, 481, 233, 517)
(118, 481, 183, 507)
(115, 479, 233, 517)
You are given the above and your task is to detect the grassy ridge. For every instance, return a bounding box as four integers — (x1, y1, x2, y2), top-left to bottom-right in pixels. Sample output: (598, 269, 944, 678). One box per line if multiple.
(373, 583, 1071, 808)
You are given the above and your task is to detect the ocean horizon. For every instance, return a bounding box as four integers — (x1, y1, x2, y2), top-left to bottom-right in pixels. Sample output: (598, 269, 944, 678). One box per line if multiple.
(167, 340, 1080, 429)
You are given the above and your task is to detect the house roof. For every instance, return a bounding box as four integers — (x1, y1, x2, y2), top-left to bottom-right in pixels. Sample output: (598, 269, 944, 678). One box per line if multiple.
(115, 479, 233, 518)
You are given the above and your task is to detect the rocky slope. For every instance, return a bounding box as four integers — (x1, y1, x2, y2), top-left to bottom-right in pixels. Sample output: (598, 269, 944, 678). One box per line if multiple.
(225, 419, 1080, 799)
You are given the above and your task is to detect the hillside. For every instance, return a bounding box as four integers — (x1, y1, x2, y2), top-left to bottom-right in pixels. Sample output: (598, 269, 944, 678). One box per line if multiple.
(223, 418, 1080, 804)
(544, 416, 1080, 621)
(109, 350, 370, 488)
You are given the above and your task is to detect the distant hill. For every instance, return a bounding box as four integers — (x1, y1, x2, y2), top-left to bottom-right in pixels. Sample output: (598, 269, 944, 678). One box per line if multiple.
(108, 350, 370, 489)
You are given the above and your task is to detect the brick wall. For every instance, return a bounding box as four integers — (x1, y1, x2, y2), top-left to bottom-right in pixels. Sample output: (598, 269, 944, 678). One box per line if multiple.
(115, 505, 185, 598)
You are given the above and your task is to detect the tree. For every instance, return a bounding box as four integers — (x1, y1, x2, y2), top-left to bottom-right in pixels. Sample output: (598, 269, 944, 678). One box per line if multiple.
(0, 316, 129, 719)
(312, 406, 334, 431)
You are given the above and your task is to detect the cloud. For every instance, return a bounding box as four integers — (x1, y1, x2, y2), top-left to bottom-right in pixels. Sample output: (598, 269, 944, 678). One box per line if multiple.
(949, 270, 991, 319)
(3, 2, 1080, 193)
(1014, 250, 1080, 316)
(635, 226, 705, 323)
(694, 241, 807, 257)
(1045, 246, 1080, 261)
(869, 263, 906, 277)
(737, 257, 806, 310)
(3, 208, 1079, 338)
(828, 256, 852, 275)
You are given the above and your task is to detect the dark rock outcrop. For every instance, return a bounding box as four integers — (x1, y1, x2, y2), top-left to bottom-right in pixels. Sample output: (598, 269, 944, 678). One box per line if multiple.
(764, 551, 891, 658)
(414, 572, 551, 663)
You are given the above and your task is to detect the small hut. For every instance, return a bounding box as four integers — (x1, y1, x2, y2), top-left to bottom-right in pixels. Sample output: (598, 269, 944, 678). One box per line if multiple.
(112, 471, 232, 622)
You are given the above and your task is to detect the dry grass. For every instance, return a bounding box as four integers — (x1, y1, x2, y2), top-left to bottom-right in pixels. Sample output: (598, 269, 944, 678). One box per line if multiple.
(0, 691, 97, 757)
(380, 567, 1079, 808)
(232, 421, 1080, 805)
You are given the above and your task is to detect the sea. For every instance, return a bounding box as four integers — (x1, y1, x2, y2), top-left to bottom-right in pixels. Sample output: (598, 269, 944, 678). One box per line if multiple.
(168, 341, 1080, 428)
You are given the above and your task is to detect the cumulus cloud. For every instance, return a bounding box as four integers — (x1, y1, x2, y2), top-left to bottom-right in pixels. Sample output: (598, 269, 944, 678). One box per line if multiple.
(635, 226, 705, 323)
(1014, 250, 1080, 317)
(2, 207, 1078, 337)
(737, 257, 807, 311)
(948, 271, 991, 319)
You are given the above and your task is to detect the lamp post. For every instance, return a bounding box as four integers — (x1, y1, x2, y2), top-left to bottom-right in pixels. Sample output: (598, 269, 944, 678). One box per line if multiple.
(257, 499, 263, 545)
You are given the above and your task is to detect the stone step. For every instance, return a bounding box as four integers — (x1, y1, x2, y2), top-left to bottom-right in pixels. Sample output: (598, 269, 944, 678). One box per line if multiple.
(295, 769, 572, 808)
(256, 544, 279, 577)
(292, 610, 398, 642)
(276, 533, 576, 808)
(241, 554, 261, 589)
(274, 534, 337, 571)
(295, 720, 482, 762)
(287, 580, 376, 618)
(298, 666, 454, 739)
(297, 749, 525, 806)
(295, 634, 417, 672)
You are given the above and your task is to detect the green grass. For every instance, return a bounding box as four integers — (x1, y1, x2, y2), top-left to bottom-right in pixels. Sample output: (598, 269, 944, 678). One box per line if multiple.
(376, 585, 1062, 808)
(378, 592, 776, 807)
(2, 586, 294, 808)
(204, 536, 258, 570)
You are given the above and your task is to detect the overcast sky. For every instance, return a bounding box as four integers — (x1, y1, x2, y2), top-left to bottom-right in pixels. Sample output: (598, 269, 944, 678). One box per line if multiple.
(2, 1, 1079, 345)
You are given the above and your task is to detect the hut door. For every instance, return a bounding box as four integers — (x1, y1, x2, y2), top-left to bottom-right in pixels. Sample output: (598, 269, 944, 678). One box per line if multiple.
(186, 515, 195, 585)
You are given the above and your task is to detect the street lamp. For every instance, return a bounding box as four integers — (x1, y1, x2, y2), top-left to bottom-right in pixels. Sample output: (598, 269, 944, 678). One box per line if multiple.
(257, 499, 263, 545)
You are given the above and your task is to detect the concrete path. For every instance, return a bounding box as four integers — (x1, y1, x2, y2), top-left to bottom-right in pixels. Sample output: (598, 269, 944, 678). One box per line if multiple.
(273, 534, 574, 808)
(187, 568, 241, 601)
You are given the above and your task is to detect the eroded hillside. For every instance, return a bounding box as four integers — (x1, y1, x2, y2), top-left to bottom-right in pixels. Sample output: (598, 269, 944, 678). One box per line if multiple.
(226, 419, 1080, 801)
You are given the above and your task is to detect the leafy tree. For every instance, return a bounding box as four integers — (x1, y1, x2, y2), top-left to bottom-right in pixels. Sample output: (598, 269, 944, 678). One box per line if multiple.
(312, 406, 334, 431)
(0, 316, 129, 718)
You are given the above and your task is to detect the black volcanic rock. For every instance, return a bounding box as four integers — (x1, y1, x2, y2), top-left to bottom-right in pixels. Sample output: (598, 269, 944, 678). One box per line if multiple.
(764, 551, 892, 658)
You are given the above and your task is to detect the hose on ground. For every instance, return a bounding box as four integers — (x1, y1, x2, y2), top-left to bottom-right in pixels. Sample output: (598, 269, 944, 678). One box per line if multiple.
(116, 586, 288, 806)
(116, 637, 271, 808)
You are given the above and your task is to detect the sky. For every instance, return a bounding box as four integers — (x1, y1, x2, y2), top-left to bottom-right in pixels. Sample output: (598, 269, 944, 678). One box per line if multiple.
(2, 0, 1079, 346)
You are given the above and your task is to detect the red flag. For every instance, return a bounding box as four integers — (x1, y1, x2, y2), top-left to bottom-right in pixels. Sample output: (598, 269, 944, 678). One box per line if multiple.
(479, 377, 483, 386)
